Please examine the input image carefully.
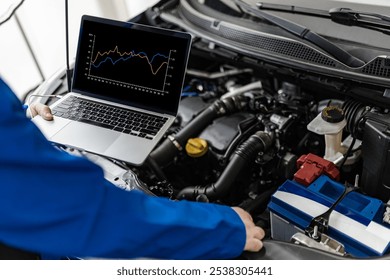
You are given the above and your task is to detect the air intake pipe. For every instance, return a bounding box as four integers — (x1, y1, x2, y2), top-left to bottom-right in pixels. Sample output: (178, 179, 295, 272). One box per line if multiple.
(177, 131, 273, 201)
(148, 95, 247, 167)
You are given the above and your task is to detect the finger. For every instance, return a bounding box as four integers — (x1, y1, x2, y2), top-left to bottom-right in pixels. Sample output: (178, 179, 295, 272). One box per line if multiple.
(232, 207, 253, 222)
(246, 212, 254, 222)
(30, 103, 53, 121)
(244, 238, 263, 252)
(253, 226, 265, 240)
(29, 104, 38, 117)
(246, 226, 265, 243)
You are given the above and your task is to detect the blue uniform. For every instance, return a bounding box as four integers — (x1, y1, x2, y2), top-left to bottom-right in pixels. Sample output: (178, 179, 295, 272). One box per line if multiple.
(0, 78, 245, 259)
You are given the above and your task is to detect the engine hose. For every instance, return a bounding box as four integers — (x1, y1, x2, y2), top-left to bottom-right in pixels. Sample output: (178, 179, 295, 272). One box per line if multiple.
(342, 99, 365, 138)
(148, 95, 246, 167)
(242, 188, 277, 215)
(177, 131, 273, 201)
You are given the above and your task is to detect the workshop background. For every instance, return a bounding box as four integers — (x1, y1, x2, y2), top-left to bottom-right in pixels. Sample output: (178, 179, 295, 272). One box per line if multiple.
(0, 0, 159, 99)
(0, 0, 387, 99)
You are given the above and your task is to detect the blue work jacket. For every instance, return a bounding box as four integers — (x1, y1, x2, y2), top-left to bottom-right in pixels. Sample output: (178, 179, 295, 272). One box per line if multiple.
(0, 78, 245, 259)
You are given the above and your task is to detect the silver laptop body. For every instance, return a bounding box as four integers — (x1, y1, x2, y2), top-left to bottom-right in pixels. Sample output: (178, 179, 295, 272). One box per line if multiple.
(33, 15, 192, 166)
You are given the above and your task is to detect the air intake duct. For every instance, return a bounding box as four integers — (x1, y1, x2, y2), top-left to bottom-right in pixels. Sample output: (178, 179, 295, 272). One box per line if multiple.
(177, 131, 273, 201)
(148, 95, 246, 167)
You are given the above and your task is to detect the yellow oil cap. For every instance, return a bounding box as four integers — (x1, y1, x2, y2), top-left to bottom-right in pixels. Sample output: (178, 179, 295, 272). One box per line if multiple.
(185, 138, 208, 158)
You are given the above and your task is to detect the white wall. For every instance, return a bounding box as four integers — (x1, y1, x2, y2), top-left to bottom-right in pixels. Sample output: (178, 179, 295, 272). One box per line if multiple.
(125, 0, 159, 19)
(0, 0, 158, 99)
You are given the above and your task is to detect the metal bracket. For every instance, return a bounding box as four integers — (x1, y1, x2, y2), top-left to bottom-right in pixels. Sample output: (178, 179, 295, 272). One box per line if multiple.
(305, 180, 358, 240)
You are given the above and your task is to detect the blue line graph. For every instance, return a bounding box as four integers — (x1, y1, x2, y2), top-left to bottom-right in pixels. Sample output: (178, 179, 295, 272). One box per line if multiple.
(91, 46, 169, 75)
(86, 34, 176, 93)
(92, 52, 168, 69)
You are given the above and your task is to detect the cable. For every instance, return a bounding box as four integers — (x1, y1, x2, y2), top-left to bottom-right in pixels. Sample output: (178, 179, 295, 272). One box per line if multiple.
(0, 0, 25, 26)
(339, 110, 369, 169)
(351, 145, 362, 153)
(338, 136, 356, 170)
(65, 0, 72, 92)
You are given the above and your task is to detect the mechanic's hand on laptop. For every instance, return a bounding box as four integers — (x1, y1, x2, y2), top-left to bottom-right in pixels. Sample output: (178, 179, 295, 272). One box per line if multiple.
(29, 103, 53, 121)
(232, 207, 265, 252)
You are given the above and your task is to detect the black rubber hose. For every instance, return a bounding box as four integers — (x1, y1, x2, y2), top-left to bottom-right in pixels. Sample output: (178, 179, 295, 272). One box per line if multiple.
(243, 188, 277, 215)
(148, 96, 246, 167)
(342, 99, 365, 138)
(178, 131, 273, 200)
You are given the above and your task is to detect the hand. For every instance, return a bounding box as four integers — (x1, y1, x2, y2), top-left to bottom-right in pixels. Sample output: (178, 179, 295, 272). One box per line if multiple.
(232, 207, 265, 252)
(29, 103, 53, 121)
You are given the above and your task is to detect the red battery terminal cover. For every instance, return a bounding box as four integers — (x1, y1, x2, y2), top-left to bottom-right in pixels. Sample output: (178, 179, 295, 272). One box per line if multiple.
(294, 153, 340, 186)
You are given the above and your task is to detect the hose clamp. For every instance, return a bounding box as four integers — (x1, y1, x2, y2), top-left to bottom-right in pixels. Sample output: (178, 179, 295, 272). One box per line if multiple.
(168, 135, 183, 151)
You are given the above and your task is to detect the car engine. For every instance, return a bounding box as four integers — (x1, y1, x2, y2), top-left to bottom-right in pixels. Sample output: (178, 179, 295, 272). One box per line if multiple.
(33, 0, 390, 259)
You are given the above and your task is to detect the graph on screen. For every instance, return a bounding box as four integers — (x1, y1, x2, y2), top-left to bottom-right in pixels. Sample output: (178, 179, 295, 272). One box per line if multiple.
(85, 34, 176, 96)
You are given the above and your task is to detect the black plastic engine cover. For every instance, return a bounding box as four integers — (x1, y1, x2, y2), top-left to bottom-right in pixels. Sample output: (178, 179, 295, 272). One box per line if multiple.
(199, 112, 256, 154)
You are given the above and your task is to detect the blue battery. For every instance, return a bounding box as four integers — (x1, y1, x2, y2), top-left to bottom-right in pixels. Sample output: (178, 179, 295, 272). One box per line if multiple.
(268, 175, 390, 257)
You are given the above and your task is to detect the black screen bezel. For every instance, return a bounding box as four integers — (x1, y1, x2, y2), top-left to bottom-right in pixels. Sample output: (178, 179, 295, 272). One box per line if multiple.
(71, 15, 192, 116)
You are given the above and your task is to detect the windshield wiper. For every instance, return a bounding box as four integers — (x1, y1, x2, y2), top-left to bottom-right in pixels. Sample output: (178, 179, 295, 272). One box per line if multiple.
(257, 2, 390, 35)
(233, 0, 365, 67)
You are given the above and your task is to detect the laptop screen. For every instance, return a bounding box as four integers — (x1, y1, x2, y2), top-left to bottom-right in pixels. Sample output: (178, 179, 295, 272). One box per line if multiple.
(72, 15, 192, 115)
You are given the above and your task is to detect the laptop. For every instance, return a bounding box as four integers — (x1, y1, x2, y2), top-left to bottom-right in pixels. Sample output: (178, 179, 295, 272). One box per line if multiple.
(33, 15, 192, 165)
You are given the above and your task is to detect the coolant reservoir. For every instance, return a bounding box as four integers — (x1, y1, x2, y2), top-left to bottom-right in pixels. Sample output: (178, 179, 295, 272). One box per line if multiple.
(307, 106, 347, 162)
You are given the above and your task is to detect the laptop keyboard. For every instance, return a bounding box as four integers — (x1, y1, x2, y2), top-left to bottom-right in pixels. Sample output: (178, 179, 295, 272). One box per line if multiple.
(51, 96, 168, 140)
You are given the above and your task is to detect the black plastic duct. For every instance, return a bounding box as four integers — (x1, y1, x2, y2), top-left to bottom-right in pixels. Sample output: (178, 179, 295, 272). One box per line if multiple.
(177, 130, 273, 201)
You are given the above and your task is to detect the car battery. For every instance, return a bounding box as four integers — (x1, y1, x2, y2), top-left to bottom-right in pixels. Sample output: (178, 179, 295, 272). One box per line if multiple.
(268, 175, 390, 257)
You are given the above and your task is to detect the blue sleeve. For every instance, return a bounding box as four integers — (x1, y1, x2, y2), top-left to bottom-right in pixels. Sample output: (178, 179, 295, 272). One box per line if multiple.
(0, 78, 246, 259)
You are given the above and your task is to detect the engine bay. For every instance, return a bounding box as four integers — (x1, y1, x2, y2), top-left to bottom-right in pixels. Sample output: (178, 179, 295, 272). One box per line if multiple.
(35, 0, 390, 259)
(133, 57, 390, 259)
(131, 0, 390, 259)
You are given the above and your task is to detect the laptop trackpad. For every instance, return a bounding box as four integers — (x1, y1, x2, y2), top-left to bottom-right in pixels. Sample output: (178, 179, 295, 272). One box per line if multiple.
(51, 122, 118, 153)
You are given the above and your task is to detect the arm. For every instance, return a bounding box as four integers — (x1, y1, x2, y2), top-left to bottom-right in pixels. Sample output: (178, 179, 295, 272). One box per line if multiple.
(0, 79, 263, 259)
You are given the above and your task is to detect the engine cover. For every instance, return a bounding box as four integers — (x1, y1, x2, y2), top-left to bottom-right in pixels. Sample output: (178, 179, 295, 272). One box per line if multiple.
(199, 112, 256, 154)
